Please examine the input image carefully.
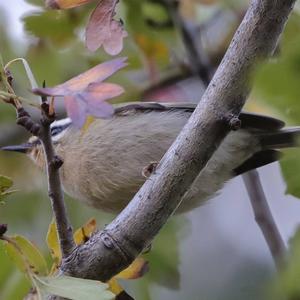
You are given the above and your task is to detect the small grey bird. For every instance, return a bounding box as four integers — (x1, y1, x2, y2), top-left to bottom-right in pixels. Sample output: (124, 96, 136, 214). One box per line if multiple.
(2, 102, 300, 213)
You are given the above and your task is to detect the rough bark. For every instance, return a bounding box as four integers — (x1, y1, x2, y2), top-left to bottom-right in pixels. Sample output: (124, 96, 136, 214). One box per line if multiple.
(58, 0, 296, 282)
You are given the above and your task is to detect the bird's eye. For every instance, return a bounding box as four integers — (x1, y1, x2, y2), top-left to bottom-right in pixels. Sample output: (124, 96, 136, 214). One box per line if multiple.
(50, 119, 71, 138)
(51, 126, 62, 136)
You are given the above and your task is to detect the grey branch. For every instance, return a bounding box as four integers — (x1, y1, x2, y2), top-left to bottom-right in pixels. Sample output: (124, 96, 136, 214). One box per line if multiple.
(167, 0, 287, 273)
(38, 108, 76, 259)
(58, 0, 295, 282)
(243, 170, 286, 269)
(15, 104, 76, 259)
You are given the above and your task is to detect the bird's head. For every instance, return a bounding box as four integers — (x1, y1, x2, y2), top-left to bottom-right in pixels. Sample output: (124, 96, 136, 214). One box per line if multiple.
(1, 118, 72, 170)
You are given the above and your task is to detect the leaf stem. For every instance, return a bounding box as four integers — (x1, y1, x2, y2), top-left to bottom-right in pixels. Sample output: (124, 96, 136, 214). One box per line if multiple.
(0, 91, 40, 108)
(4, 58, 39, 90)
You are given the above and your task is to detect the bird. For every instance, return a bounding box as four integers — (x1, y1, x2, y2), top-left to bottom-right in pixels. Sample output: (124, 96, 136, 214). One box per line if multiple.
(1, 102, 300, 214)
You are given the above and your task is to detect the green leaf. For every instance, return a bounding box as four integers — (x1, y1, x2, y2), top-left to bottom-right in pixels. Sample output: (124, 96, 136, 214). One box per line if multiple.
(4, 242, 28, 275)
(22, 7, 90, 46)
(15, 236, 48, 276)
(0, 175, 16, 202)
(142, 2, 169, 24)
(271, 229, 300, 299)
(144, 217, 189, 289)
(0, 175, 13, 193)
(0, 52, 4, 67)
(24, 0, 44, 6)
(0, 190, 18, 199)
(280, 148, 300, 198)
(253, 15, 300, 200)
(123, 0, 173, 66)
(23, 10, 76, 45)
(4, 235, 48, 276)
(253, 15, 300, 124)
(33, 275, 115, 300)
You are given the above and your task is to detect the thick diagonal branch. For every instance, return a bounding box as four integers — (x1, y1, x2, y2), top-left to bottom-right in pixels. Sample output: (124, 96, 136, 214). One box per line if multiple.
(167, 1, 286, 271)
(59, 0, 296, 282)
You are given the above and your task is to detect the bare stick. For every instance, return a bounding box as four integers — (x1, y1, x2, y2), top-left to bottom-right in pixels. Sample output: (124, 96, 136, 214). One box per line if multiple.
(164, 0, 212, 85)
(57, 0, 295, 282)
(40, 103, 76, 258)
(243, 170, 286, 269)
(1, 69, 76, 258)
(15, 103, 76, 259)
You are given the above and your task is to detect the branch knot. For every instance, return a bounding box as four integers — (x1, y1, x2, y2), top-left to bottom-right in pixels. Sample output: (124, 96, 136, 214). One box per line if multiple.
(49, 155, 64, 169)
(41, 102, 56, 125)
(226, 114, 241, 131)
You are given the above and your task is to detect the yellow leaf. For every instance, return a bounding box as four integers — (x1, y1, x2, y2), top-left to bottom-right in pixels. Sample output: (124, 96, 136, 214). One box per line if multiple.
(116, 257, 149, 280)
(74, 218, 97, 245)
(107, 257, 148, 298)
(46, 219, 61, 264)
(107, 277, 124, 296)
(46, 0, 93, 9)
(4, 242, 28, 274)
(47, 218, 97, 273)
(134, 34, 168, 61)
(81, 116, 96, 136)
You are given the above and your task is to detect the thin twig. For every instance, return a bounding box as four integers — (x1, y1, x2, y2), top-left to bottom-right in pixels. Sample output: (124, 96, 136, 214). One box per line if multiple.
(243, 170, 286, 269)
(39, 102, 76, 258)
(15, 105, 75, 258)
(164, 0, 212, 85)
(1, 68, 75, 258)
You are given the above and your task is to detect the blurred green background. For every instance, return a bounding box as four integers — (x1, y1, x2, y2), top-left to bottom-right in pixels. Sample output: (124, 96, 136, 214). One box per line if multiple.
(2, 0, 300, 299)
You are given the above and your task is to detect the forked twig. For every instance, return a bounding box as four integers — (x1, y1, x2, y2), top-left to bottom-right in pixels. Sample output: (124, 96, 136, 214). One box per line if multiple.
(1, 72, 75, 259)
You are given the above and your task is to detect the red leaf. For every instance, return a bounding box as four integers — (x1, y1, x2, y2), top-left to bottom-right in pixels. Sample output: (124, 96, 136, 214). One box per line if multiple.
(85, 82, 124, 100)
(32, 57, 127, 96)
(103, 20, 128, 55)
(83, 82, 124, 118)
(64, 95, 87, 128)
(32, 57, 127, 128)
(86, 0, 128, 55)
(86, 101, 114, 118)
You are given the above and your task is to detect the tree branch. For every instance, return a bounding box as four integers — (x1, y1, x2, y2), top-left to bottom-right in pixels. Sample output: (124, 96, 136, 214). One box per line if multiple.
(39, 104, 76, 258)
(16, 104, 76, 259)
(164, 0, 212, 85)
(242, 170, 286, 269)
(55, 0, 295, 283)
(0, 67, 76, 259)
(167, 1, 286, 272)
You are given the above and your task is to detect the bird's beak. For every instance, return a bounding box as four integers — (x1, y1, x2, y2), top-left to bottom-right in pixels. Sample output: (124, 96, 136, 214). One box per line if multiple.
(0, 143, 33, 153)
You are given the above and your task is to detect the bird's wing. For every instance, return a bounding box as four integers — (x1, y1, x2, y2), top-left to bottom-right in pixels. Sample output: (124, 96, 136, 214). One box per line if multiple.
(114, 102, 285, 131)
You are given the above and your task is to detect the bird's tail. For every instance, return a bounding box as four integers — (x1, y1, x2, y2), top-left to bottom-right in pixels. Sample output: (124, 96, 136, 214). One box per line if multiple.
(233, 127, 300, 176)
(259, 127, 300, 149)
